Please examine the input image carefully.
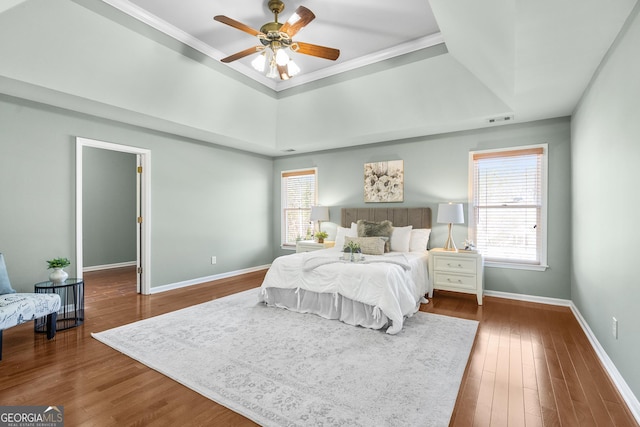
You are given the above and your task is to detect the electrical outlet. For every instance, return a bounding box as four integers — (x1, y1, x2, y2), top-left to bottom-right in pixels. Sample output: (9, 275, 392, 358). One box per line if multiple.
(211, 256, 217, 265)
(612, 317, 618, 339)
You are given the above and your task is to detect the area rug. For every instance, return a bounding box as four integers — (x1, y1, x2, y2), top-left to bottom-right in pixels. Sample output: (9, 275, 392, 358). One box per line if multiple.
(92, 289, 478, 427)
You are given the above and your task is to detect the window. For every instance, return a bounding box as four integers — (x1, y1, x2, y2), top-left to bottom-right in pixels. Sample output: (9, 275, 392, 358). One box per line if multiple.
(469, 145, 548, 270)
(281, 168, 317, 247)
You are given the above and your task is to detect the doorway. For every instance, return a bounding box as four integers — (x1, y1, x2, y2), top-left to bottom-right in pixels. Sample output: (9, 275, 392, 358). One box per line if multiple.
(75, 137, 151, 294)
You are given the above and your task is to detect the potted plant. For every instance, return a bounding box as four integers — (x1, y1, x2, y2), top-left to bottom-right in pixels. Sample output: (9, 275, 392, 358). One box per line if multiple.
(47, 257, 71, 284)
(343, 241, 362, 261)
(314, 231, 329, 243)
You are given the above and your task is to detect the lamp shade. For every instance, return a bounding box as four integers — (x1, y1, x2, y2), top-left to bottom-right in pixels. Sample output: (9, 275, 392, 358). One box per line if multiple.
(437, 203, 464, 224)
(310, 206, 330, 222)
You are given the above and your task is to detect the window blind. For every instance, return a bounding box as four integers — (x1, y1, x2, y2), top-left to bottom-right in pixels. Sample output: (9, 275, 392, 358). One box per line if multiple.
(472, 148, 543, 264)
(282, 169, 316, 246)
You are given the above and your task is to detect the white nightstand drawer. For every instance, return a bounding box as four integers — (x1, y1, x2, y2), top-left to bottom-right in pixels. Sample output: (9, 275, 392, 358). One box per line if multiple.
(434, 272, 477, 291)
(434, 256, 477, 274)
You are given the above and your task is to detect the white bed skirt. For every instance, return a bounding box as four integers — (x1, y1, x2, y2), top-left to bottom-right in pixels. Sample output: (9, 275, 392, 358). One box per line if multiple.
(260, 287, 391, 331)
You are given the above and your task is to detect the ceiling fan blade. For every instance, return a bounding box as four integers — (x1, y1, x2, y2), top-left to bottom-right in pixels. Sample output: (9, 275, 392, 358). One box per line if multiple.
(294, 42, 340, 61)
(279, 6, 315, 37)
(220, 46, 262, 63)
(214, 15, 262, 37)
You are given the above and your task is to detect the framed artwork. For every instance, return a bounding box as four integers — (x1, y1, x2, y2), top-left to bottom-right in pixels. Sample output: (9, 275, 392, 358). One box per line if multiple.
(364, 160, 404, 203)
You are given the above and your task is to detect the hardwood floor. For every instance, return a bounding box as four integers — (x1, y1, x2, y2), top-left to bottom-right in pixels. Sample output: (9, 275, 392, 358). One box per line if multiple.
(0, 267, 636, 426)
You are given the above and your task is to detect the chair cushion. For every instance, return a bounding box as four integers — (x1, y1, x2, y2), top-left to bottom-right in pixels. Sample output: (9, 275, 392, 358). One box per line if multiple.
(0, 293, 61, 330)
(0, 253, 17, 295)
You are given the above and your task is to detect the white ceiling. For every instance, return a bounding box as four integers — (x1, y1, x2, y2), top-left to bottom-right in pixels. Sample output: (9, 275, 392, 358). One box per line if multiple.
(102, 0, 444, 91)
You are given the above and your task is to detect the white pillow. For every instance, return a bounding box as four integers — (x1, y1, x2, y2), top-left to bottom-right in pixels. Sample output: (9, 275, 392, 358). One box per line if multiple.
(409, 229, 432, 252)
(335, 223, 358, 250)
(390, 225, 413, 252)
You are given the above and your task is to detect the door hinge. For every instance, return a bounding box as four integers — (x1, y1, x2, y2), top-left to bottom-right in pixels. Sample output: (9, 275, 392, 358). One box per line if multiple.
(137, 267, 142, 274)
(137, 216, 143, 223)
(137, 166, 143, 173)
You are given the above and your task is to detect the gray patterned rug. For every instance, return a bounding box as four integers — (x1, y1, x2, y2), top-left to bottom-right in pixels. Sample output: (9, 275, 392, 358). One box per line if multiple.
(92, 289, 478, 426)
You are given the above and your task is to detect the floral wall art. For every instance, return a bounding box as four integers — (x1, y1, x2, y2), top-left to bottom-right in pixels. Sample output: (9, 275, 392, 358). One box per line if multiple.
(364, 160, 404, 203)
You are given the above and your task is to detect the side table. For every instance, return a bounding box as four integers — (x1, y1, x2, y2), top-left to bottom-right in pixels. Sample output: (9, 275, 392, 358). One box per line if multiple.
(428, 249, 484, 305)
(34, 278, 84, 332)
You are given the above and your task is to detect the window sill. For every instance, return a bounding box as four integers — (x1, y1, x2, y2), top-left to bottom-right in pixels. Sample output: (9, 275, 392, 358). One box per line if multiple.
(485, 261, 549, 271)
(281, 245, 296, 251)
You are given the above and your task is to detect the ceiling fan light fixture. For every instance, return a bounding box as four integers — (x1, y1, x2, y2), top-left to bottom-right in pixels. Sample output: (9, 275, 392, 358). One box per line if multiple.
(275, 48, 290, 66)
(267, 62, 279, 78)
(214, 1, 340, 81)
(251, 51, 267, 72)
(288, 59, 300, 76)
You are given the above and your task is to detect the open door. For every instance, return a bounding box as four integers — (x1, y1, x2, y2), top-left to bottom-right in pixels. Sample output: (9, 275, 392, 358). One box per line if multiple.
(76, 137, 151, 294)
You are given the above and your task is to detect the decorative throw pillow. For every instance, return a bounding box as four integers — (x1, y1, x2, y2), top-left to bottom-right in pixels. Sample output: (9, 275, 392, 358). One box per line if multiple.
(344, 236, 386, 255)
(409, 229, 432, 252)
(334, 225, 358, 250)
(390, 225, 413, 252)
(0, 253, 17, 295)
(357, 220, 393, 252)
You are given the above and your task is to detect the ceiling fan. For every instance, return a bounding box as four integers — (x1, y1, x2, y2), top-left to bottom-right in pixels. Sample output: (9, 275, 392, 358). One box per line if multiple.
(214, 0, 340, 80)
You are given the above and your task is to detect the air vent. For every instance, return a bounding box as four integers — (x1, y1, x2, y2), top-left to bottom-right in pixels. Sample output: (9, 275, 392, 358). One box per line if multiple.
(281, 148, 296, 152)
(486, 115, 515, 124)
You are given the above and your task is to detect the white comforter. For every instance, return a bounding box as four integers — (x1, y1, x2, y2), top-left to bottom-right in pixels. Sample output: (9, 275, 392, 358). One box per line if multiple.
(258, 248, 430, 334)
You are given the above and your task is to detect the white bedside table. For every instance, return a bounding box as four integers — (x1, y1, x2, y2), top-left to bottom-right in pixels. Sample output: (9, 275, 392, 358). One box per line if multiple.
(296, 240, 335, 253)
(428, 248, 484, 305)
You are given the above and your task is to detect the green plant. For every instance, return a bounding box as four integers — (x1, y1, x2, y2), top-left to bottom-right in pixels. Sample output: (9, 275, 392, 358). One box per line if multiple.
(47, 257, 71, 269)
(343, 241, 361, 253)
(314, 231, 329, 240)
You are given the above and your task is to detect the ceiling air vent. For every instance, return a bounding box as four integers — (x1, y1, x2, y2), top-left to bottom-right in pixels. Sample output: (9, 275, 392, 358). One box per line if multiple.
(486, 114, 514, 124)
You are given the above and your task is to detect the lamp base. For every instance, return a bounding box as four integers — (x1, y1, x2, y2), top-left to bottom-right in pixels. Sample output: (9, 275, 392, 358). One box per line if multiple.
(443, 223, 457, 251)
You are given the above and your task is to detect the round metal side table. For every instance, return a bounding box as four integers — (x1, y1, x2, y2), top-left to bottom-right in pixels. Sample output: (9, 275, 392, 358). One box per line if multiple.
(34, 278, 84, 332)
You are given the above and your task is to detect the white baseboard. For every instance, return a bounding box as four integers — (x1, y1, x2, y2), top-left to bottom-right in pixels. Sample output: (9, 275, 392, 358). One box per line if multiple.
(485, 289, 640, 423)
(569, 303, 640, 422)
(83, 261, 137, 272)
(484, 290, 573, 307)
(149, 264, 271, 294)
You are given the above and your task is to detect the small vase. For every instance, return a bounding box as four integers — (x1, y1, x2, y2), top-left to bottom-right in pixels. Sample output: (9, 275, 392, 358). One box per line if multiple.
(317, 238, 324, 243)
(49, 268, 68, 284)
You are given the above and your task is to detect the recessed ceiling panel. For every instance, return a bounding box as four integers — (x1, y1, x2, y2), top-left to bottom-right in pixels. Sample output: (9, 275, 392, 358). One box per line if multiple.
(105, 0, 441, 89)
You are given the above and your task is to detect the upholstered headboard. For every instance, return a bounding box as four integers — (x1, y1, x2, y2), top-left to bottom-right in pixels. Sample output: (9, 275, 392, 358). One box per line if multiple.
(341, 208, 432, 229)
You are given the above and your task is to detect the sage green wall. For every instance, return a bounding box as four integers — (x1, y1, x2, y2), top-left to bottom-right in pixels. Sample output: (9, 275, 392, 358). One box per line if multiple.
(572, 3, 640, 399)
(82, 147, 137, 267)
(273, 118, 572, 299)
(0, 94, 273, 291)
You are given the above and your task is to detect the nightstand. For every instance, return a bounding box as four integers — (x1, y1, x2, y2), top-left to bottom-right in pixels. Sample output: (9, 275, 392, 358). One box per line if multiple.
(428, 248, 484, 305)
(296, 240, 335, 253)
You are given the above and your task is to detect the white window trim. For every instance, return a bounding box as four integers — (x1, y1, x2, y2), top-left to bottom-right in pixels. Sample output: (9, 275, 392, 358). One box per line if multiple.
(468, 144, 549, 271)
(281, 167, 318, 249)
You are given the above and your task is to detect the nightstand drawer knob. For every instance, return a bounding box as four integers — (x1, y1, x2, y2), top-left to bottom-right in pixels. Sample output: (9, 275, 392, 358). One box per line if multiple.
(446, 263, 463, 268)
(447, 278, 463, 283)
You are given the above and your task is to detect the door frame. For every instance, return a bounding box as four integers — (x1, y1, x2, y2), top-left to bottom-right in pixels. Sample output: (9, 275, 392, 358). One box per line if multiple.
(75, 137, 151, 294)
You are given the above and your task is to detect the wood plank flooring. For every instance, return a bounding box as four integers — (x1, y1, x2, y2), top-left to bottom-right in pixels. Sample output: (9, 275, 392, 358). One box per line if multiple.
(0, 267, 637, 426)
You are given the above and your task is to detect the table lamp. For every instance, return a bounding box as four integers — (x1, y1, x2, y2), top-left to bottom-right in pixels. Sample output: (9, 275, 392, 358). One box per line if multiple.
(310, 205, 330, 233)
(437, 202, 464, 251)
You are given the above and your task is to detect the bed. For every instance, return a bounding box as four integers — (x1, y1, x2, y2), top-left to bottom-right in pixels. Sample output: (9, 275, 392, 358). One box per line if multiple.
(259, 208, 432, 334)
